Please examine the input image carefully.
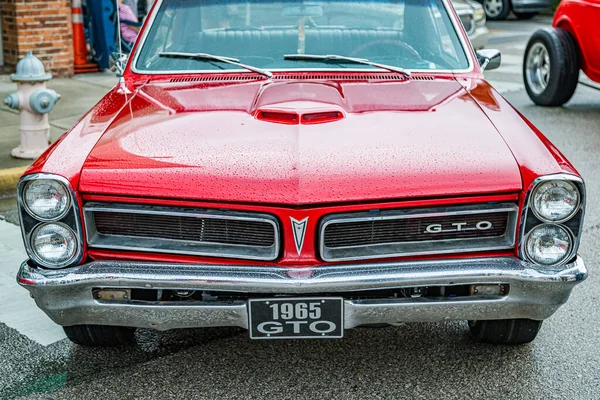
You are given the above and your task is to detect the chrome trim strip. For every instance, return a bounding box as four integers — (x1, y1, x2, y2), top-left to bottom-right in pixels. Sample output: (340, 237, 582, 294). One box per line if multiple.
(319, 203, 519, 262)
(130, 0, 475, 76)
(17, 174, 85, 269)
(519, 174, 585, 268)
(17, 256, 587, 330)
(83, 202, 281, 261)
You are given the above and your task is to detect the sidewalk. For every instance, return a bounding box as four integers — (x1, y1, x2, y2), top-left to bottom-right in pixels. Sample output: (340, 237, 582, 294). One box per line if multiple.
(0, 72, 117, 197)
(0, 219, 66, 345)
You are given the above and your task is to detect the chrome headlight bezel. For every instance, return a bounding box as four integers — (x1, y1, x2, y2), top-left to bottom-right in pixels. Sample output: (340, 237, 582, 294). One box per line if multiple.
(531, 179, 581, 223)
(30, 222, 79, 268)
(524, 223, 573, 267)
(520, 174, 585, 269)
(18, 173, 84, 269)
(22, 179, 71, 221)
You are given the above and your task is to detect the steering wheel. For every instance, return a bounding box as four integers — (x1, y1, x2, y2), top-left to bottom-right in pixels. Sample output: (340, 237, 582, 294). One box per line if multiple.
(350, 40, 423, 62)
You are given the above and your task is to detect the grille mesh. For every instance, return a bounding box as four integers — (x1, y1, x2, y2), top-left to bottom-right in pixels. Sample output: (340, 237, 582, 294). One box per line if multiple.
(324, 212, 509, 248)
(93, 211, 275, 247)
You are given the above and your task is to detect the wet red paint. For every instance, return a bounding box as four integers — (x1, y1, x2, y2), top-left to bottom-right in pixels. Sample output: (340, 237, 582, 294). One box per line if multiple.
(22, 2, 582, 267)
(553, 0, 600, 82)
(77, 80, 524, 204)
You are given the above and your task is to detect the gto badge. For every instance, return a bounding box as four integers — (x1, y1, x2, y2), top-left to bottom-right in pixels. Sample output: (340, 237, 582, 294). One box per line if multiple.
(425, 221, 493, 233)
(291, 217, 308, 255)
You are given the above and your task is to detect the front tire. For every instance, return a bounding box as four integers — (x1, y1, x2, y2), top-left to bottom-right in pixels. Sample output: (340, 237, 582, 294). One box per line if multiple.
(523, 28, 580, 106)
(469, 319, 542, 345)
(64, 325, 136, 347)
(482, 0, 511, 20)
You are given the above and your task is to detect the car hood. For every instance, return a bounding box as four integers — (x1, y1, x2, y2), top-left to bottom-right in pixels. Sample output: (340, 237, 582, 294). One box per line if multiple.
(79, 78, 522, 204)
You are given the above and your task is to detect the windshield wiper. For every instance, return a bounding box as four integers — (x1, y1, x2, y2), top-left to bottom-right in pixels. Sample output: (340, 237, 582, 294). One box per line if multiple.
(283, 54, 410, 77)
(159, 52, 273, 78)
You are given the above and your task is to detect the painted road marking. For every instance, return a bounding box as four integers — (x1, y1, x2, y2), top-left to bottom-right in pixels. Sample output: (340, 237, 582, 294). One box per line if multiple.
(0, 220, 67, 346)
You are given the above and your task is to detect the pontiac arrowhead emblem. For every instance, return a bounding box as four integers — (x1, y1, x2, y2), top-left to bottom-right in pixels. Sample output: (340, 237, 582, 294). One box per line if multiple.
(290, 217, 308, 255)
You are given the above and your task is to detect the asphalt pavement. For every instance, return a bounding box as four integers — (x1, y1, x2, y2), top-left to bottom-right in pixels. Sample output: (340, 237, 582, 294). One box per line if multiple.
(1, 17, 600, 400)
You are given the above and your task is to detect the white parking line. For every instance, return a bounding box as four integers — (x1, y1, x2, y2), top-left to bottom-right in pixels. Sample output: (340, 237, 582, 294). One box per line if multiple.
(0, 220, 66, 346)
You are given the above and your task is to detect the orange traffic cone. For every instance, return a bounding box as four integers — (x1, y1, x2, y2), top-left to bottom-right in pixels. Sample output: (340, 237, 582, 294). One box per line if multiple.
(72, 0, 98, 73)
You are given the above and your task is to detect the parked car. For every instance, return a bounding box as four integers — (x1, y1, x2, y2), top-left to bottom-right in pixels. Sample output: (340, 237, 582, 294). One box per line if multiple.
(523, 0, 600, 106)
(17, 0, 586, 347)
(477, 0, 551, 20)
(452, 0, 489, 49)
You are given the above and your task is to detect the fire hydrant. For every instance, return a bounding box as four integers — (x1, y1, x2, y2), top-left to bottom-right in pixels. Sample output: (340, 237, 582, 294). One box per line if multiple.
(3, 52, 61, 159)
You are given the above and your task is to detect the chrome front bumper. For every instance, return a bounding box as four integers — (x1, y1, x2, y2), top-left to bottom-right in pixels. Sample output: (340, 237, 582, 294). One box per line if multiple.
(17, 257, 587, 331)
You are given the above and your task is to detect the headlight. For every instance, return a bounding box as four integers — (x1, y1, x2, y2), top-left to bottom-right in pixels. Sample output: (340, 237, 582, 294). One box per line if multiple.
(23, 179, 70, 220)
(525, 224, 572, 266)
(31, 223, 77, 267)
(473, 7, 485, 22)
(532, 180, 580, 222)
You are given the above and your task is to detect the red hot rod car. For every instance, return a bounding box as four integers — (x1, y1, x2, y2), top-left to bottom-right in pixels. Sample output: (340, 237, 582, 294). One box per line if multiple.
(524, 0, 600, 106)
(17, 0, 586, 346)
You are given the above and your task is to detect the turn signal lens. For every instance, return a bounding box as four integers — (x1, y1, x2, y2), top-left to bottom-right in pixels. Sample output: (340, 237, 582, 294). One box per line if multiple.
(532, 180, 579, 222)
(31, 223, 77, 267)
(23, 179, 70, 220)
(525, 224, 572, 266)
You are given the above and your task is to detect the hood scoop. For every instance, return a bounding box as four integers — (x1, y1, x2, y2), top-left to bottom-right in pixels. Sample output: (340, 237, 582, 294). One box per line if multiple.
(255, 109, 344, 125)
(252, 82, 347, 124)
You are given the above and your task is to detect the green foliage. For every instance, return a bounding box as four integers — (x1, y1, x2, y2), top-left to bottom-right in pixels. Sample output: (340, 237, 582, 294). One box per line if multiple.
(552, 0, 561, 10)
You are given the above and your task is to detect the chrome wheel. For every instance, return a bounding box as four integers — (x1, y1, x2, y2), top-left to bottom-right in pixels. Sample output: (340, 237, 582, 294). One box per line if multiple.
(526, 42, 551, 95)
(483, 0, 504, 17)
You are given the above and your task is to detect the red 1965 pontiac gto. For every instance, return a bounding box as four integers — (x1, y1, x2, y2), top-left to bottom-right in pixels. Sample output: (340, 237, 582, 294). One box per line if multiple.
(16, 0, 586, 346)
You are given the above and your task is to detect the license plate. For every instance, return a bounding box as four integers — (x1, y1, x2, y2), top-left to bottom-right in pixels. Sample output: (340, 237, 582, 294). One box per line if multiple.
(248, 297, 344, 339)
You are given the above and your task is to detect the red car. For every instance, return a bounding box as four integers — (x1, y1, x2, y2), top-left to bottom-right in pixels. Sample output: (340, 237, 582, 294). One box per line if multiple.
(17, 0, 586, 347)
(524, 0, 600, 105)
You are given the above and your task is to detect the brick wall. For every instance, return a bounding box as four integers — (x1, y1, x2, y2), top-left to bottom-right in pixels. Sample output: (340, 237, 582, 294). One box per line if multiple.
(0, 0, 73, 76)
(0, 1, 18, 69)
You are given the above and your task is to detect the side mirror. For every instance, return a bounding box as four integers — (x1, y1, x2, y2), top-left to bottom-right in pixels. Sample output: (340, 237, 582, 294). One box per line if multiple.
(477, 49, 501, 71)
(110, 52, 129, 77)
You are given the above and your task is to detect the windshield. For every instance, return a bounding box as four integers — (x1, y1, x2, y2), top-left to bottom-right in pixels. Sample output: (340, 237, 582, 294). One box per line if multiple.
(135, 0, 471, 73)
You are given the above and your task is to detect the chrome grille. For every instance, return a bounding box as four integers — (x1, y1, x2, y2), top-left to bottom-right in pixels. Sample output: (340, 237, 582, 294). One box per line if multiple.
(84, 203, 279, 261)
(320, 204, 519, 262)
(94, 212, 275, 247)
(324, 212, 509, 248)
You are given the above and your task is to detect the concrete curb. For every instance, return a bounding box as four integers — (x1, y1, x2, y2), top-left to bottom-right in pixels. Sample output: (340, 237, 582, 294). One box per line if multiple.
(0, 166, 27, 199)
